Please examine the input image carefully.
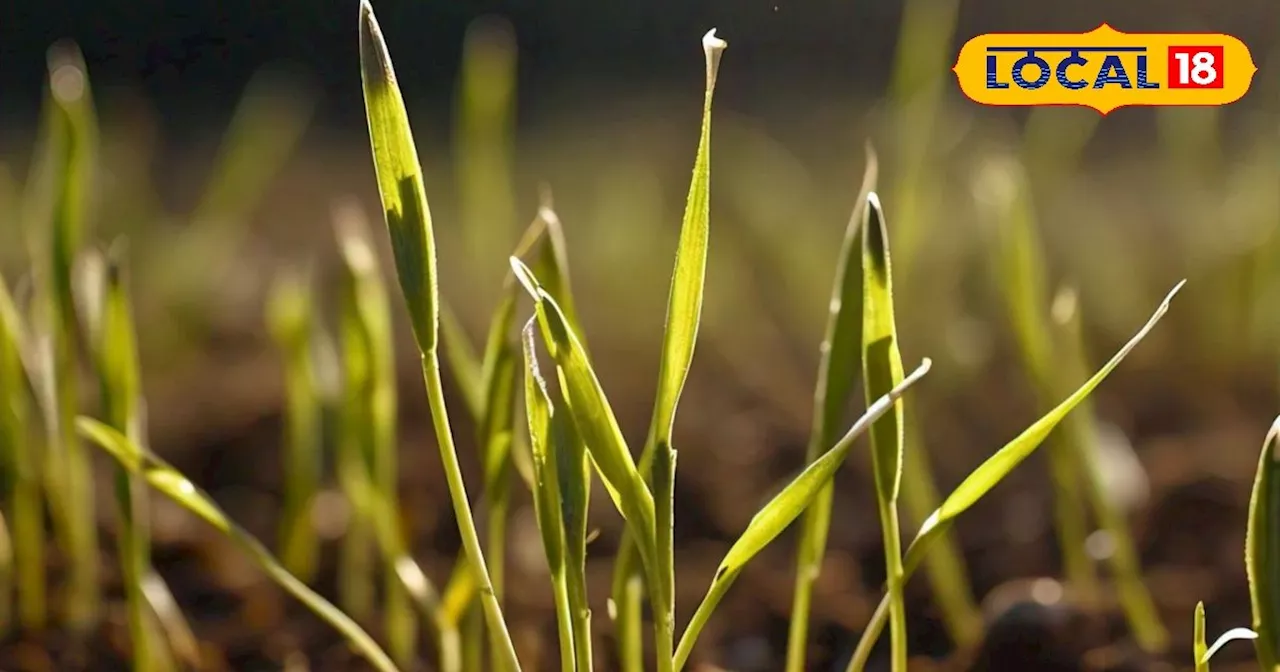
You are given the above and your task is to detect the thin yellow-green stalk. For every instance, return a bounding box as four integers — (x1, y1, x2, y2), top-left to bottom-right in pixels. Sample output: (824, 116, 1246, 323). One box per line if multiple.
(0, 275, 43, 630)
(266, 267, 321, 584)
(40, 41, 100, 632)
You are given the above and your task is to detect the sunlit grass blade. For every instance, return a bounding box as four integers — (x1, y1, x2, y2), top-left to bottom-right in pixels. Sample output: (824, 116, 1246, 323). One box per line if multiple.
(40, 40, 100, 632)
(77, 418, 401, 672)
(609, 31, 725, 671)
(638, 29, 725, 671)
(674, 359, 933, 671)
(1247, 416, 1280, 670)
(266, 265, 322, 585)
(90, 248, 174, 671)
(1050, 287, 1167, 651)
(359, 2, 519, 666)
(522, 321, 577, 672)
(846, 281, 1185, 672)
(977, 156, 1096, 605)
(784, 142, 876, 672)
(526, 321, 595, 672)
(335, 204, 418, 666)
(509, 257, 638, 513)
(0, 274, 43, 630)
(510, 256, 658, 602)
(859, 191, 910, 671)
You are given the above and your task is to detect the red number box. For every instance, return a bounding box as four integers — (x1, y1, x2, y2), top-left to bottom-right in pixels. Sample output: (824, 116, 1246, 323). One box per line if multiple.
(1168, 45, 1225, 89)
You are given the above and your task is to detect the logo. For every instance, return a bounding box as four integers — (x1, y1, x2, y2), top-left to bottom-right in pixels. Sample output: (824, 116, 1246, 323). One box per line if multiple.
(953, 24, 1257, 114)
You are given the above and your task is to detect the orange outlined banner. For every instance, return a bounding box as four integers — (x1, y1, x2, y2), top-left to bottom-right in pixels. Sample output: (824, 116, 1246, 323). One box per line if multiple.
(953, 24, 1257, 114)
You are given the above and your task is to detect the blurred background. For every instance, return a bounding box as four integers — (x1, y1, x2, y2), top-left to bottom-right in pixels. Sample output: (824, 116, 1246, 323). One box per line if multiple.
(2, 0, 1279, 670)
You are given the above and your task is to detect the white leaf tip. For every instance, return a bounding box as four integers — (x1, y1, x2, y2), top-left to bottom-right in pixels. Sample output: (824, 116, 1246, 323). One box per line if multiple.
(1201, 627, 1258, 663)
(702, 29, 727, 52)
(509, 256, 540, 298)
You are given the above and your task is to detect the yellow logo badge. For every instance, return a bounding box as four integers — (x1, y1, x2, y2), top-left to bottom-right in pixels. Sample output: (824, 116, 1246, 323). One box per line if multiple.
(953, 24, 1257, 114)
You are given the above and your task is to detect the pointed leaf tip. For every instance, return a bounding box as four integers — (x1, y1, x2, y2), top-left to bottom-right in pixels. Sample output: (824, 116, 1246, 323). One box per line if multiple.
(359, 0, 391, 89)
(863, 191, 889, 280)
(701, 29, 727, 89)
(702, 29, 727, 52)
(510, 256, 541, 299)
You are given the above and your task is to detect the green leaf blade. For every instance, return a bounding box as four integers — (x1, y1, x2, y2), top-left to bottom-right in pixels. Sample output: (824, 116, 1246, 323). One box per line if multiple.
(785, 145, 876, 672)
(913, 281, 1183, 548)
(848, 281, 1184, 672)
(1247, 416, 1280, 670)
(359, 0, 437, 354)
(674, 358, 932, 671)
(77, 418, 401, 672)
(861, 192, 905, 504)
(650, 29, 726, 444)
(522, 321, 565, 575)
(859, 192, 909, 670)
(511, 259, 657, 577)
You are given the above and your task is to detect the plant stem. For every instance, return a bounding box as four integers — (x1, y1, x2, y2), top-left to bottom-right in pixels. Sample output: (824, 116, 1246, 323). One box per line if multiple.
(847, 592, 890, 672)
(613, 565, 644, 672)
(0, 335, 43, 630)
(10, 463, 44, 629)
(278, 343, 319, 584)
(55, 325, 99, 632)
(421, 356, 521, 671)
(1045, 435, 1097, 604)
(551, 571, 576, 672)
(880, 507, 907, 671)
(785, 484, 833, 671)
(653, 441, 676, 672)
